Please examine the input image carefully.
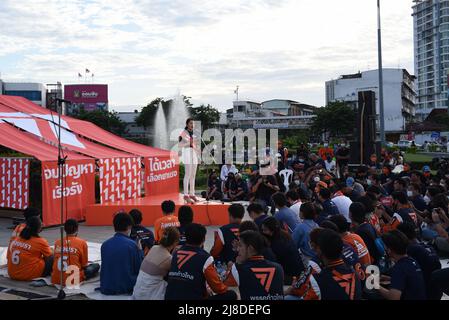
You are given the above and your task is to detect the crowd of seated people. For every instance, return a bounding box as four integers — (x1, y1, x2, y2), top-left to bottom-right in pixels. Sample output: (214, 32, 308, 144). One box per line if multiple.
(5, 142, 449, 300)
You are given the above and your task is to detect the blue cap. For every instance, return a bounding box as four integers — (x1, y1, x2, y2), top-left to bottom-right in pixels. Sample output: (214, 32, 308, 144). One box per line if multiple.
(423, 165, 431, 172)
(346, 177, 355, 188)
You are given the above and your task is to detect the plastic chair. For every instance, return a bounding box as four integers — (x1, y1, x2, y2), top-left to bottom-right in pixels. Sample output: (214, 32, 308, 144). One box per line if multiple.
(279, 169, 293, 192)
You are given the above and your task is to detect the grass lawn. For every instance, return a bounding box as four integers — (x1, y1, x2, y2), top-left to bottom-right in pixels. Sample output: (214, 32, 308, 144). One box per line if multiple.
(404, 153, 433, 164)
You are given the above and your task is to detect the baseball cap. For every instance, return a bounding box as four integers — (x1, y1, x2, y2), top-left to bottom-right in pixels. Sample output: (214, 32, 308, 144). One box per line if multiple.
(346, 177, 355, 188)
(423, 165, 431, 172)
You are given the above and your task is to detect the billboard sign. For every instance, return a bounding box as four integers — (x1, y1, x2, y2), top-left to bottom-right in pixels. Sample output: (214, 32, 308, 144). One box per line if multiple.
(64, 84, 108, 115)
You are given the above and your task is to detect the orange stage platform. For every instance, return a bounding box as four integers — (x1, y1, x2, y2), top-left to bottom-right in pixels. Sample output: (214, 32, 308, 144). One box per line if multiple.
(85, 193, 231, 226)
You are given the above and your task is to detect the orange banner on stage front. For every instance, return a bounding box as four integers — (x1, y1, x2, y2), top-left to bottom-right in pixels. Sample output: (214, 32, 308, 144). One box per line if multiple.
(41, 159, 96, 226)
(144, 155, 179, 197)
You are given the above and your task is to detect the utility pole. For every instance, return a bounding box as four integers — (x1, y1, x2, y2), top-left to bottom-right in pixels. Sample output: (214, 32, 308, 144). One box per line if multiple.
(377, 0, 386, 146)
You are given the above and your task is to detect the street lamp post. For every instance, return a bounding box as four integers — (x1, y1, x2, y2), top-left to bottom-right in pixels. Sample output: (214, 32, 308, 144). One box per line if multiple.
(377, 0, 386, 146)
(377, 0, 385, 147)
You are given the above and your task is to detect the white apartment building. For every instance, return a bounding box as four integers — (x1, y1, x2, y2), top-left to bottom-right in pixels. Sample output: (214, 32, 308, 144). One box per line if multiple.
(325, 69, 416, 133)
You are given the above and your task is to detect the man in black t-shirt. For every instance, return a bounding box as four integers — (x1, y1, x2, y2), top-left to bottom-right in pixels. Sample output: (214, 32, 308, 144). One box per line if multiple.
(377, 230, 426, 300)
(396, 223, 441, 297)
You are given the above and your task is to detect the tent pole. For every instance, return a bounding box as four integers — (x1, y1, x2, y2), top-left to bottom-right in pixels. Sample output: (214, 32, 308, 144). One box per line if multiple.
(57, 99, 66, 300)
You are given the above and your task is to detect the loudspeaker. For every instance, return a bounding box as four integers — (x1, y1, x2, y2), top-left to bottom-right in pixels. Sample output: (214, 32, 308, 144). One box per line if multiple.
(351, 91, 378, 164)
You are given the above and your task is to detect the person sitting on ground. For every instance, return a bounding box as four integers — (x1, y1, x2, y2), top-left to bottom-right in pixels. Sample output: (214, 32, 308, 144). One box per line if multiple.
(165, 223, 237, 300)
(238, 221, 277, 262)
(154, 200, 180, 243)
(11, 207, 41, 239)
(393, 178, 408, 195)
(247, 203, 268, 230)
(286, 190, 302, 219)
(132, 227, 180, 300)
(129, 209, 155, 256)
(429, 268, 449, 300)
(314, 229, 362, 300)
(224, 230, 285, 300)
(349, 202, 382, 264)
(250, 172, 280, 209)
(396, 222, 441, 298)
(51, 219, 100, 287)
(324, 153, 336, 175)
(320, 220, 361, 271)
(316, 188, 340, 224)
(272, 192, 300, 233)
(329, 214, 372, 268)
(331, 183, 352, 223)
(292, 202, 319, 262)
(261, 217, 305, 284)
(100, 212, 143, 295)
(408, 183, 427, 212)
(382, 191, 418, 233)
(228, 173, 248, 202)
(377, 230, 426, 300)
(345, 177, 364, 201)
(211, 204, 244, 264)
(204, 170, 223, 200)
(177, 205, 194, 247)
(7, 216, 53, 281)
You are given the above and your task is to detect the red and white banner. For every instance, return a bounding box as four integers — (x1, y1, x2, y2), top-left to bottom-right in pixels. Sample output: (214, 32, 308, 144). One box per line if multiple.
(42, 160, 95, 225)
(99, 157, 141, 203)
(0, 158, 29, 210)
(144, 155, 179, 196)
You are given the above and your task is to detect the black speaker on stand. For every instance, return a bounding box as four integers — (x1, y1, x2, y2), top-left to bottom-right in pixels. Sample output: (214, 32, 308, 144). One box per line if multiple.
(349, 91, 378, 165)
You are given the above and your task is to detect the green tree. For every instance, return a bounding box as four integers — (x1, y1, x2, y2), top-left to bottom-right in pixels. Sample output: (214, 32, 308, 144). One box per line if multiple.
(74, 109, 127, 135)
(135, 97, 169, 129)
(188, 104, 220, 130)
(432, 113, 449, 130)
(311, 102, 356, 138)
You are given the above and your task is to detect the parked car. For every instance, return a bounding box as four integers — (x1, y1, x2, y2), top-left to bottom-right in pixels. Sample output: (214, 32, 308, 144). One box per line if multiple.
(386, 141, 395, 148)
(397, 140, 421, 150)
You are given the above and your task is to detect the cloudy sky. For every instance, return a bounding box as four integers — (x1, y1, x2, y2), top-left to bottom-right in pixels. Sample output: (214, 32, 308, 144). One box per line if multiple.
(0, 0, 415, 112)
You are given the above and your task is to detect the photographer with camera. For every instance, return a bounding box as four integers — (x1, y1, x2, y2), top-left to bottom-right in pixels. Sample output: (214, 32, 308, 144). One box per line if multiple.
(250, 171, 280, 210)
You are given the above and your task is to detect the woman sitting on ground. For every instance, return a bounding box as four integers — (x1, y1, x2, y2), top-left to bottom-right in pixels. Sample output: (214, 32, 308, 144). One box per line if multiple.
(261, 217, 306, 284)
(7, 216, 54, 281)
(132, 227, 180, 300)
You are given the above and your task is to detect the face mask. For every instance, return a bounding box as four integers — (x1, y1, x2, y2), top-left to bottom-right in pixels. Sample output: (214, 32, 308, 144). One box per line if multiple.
(294, 180, 300, 185)
(367, 179, 372, 186)
(327, 157, 331, 162)
(407, 191, 413, 197)
(313, 176, 320, 183)
(341, 144, 346, 147)
(424, 195, 430, 204)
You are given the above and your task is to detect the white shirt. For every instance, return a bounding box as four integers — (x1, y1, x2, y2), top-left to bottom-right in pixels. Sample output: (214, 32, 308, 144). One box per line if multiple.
(332, 194, 352, 222)
(324, 160, 336, 173)
(289, 201, 302, 220)
(220, 165, 238, 181)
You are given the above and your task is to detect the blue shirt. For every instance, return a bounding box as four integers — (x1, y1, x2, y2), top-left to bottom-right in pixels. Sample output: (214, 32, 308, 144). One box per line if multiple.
(317, 199, 340, 224)
(411, 195, 427, 212)
(292, 219, 318, 258)
(275, 207, 300, 233)
(100, 233, 143, 295)
(254, 214, 269, 229)
(390, 256, 426, 300)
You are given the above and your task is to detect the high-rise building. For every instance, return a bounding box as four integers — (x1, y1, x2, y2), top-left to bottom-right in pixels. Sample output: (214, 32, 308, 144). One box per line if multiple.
(412, 0, 449, 120)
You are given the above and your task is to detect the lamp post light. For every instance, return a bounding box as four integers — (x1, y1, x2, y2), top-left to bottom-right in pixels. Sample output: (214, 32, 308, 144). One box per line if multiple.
(377, 0, 386, 146)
